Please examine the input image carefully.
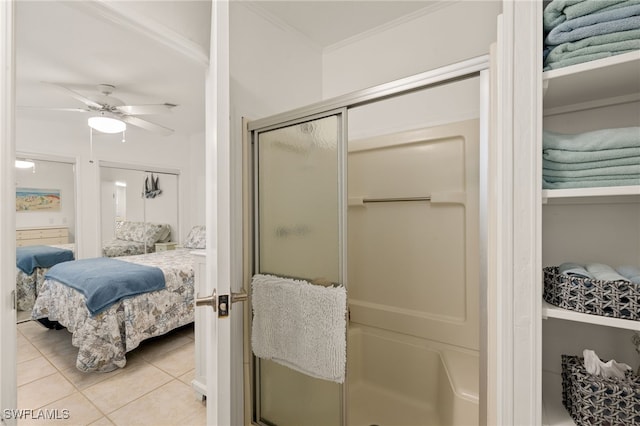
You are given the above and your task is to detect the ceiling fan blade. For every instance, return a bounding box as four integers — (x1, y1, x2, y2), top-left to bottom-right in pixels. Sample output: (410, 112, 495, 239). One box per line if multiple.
(115, 103, 177, 115)
(45, 82, 104, 109)
(17, 106, 89, 113)
(120, 115, 174, 136)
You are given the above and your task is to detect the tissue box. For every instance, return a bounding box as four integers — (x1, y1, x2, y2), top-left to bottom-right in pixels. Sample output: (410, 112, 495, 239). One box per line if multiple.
(543, 266, 640, 321)
(561, 354, 640, 425)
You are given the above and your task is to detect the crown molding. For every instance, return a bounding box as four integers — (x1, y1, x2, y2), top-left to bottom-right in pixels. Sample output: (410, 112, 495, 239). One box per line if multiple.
(69, 0, 210, 67)
(232, 1, 459, 55)
(324, 1, 458, 53)
(237, 1, 324, 53)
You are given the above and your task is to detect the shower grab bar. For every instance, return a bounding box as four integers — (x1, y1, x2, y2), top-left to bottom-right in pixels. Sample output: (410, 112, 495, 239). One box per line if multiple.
(363, 196, 431, 203)
(348, 196, 430, 206)
(348, 192, 466, 206)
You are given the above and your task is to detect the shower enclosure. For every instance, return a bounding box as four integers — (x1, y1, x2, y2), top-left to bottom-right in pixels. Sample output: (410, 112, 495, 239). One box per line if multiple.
(248, 56, 490, 426)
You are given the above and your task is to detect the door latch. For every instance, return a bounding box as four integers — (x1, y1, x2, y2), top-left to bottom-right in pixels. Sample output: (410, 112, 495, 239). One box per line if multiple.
(218, 294, 229, 317)
(217, 291, 248, 318)
(196, 289, 247, 318)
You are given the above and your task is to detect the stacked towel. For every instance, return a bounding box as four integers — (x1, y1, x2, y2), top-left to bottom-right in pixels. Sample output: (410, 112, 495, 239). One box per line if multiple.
(543, 0, 640, 70)
(542, 127, 640, 189)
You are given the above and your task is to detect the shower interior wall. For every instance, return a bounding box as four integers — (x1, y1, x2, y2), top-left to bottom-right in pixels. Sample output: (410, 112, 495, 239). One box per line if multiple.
(347, 87, 482, 425)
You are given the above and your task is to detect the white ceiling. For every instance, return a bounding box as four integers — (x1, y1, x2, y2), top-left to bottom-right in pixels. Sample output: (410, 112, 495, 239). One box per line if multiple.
(15, 1, 441, 139)
(15, 1, 208, 139)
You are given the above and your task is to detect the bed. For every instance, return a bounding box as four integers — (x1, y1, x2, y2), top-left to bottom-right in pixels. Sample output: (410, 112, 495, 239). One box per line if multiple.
(32, 225, 206, 372)
(16, 243, 75, 312)
(32, 248, 198, 372)
(102, 220, 172, 257)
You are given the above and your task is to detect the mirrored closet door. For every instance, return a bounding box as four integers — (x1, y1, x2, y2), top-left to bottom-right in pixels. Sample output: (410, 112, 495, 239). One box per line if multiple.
(15, 155, 77, 322)
(99, 163, 179, 258)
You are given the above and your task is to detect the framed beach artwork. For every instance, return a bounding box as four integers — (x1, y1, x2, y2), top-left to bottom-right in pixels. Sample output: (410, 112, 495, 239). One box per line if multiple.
(16, 188, 61, 212)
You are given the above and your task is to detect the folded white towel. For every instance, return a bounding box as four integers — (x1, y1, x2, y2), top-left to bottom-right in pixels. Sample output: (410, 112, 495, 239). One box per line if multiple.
(251, 273, 347, 383)
(583, 349, 631, 380)
(586, 263, 631, 282)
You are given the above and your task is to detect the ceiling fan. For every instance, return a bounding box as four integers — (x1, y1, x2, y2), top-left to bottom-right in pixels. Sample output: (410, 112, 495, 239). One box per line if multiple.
(30, 83, 177, 136)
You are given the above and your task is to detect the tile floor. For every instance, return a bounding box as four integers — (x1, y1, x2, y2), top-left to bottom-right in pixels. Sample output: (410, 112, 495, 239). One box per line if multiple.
(16, 320, 206, 426)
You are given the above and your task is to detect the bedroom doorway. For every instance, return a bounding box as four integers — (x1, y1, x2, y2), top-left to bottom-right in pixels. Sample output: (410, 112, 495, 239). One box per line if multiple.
(2, 0, 210, 423)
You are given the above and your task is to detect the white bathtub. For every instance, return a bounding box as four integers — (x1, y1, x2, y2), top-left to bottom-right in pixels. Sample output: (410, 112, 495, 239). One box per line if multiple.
(347, 325, 479, 426)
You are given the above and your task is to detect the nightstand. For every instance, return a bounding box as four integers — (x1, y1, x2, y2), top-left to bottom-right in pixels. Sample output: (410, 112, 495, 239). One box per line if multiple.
(155, 242, 178, 252)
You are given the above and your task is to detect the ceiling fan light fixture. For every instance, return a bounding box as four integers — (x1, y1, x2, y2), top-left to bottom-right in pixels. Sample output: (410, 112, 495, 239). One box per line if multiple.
(15, 159, 35, 169)
(88, 116, 126, 134)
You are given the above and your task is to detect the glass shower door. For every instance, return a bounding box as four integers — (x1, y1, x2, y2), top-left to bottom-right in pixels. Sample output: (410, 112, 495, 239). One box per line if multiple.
(253, 111, 346, 426)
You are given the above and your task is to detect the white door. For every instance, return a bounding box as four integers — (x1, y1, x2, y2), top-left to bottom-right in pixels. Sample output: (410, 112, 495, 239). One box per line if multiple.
(0, 1, 18, 424)
(203, 1, 243, 425)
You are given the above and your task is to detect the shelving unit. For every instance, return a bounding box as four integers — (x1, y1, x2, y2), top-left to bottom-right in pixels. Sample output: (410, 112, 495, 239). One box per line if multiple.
(540, 51, 640, 426)
(543, 51, 640, 114)
(542, 301, 640, 332)
(543, 185, 640, 201)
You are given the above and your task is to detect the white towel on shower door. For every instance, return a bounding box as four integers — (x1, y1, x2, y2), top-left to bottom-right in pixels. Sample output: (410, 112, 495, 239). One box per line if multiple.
(251, 273, 347, 383)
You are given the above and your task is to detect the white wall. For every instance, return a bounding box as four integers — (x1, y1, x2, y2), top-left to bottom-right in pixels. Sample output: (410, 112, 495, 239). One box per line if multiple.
(230, 2, 323, 121)
(322, 1, 501, 98)
(16, 114, 204, 257)
(229, 1, 324, 269)
(187, 131, 206, 233)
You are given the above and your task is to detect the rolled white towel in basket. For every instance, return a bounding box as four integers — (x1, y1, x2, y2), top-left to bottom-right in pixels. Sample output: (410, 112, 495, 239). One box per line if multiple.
(616, 265, 640, 284)
(559, 262, 593, 279)
(251, 273, 347, 383)
(586, 263, 631, 282)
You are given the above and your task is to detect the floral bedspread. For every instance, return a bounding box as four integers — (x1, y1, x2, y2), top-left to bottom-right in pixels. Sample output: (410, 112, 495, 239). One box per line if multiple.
(32, 248, 200, 372)
(101, 239, 151, 257)
(16, 243, 75, 311)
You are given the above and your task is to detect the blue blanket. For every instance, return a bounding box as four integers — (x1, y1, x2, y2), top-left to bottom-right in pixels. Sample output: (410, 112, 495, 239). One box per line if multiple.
(16, 245, 74, 274)
(45, 257, 166, 316)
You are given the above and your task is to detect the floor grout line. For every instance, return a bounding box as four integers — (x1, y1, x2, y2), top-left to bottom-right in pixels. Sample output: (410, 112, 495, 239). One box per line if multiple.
(16, 320, 203, 426)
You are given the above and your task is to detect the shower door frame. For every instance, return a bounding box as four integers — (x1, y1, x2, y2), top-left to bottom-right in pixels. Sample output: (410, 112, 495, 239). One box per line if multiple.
(251, 108, 348, 426)
(247, 55, 491, 426)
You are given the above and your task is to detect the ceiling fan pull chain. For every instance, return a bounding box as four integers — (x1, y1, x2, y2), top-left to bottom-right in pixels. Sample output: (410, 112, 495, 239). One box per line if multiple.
(89, 128, 94, 164)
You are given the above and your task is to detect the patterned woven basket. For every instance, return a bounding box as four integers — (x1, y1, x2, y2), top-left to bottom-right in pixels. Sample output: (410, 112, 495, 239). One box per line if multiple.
(561, 354, 640, 425)
(543, 266, 640, 321)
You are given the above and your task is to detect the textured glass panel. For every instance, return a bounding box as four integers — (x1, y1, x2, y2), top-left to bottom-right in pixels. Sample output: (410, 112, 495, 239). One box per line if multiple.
(258, 115, 339, 284)
(256, 114, 342, 426)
